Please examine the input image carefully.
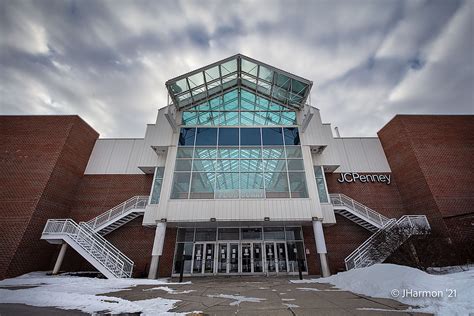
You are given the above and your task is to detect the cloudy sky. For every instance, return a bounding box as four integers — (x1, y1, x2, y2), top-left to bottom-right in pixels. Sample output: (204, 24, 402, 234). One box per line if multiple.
(1, 0, 473, 137)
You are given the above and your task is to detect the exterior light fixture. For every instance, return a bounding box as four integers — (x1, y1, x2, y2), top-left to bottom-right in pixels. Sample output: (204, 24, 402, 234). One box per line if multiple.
(210, 218, 216, 222)
(264, 217, 270, 221)
(160, 218, 167, 222)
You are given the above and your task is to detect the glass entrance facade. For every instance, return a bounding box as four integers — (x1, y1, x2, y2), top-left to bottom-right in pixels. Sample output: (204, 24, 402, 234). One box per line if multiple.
(173, 226, 308, 275)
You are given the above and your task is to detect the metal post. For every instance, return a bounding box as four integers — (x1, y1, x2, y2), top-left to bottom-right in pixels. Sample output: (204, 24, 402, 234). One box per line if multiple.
(52, 243, 68, 275)
(179, 248, 185, 283)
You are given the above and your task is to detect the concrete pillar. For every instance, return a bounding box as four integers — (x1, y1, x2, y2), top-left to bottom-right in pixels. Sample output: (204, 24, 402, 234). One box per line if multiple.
(148, 222, 167, 279)
(312, 220, 331, 277)
(52, 243, 68, 275)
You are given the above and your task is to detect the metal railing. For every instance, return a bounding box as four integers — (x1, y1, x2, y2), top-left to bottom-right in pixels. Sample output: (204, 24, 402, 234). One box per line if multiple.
(86, 196, 149, 231)
(344, 215, 430, 270)
(42, 219, 134, 278)
(329, 193, 391, 228)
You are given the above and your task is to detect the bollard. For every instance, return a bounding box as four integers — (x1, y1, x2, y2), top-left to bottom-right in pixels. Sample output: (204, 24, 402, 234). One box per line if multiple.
(298, 259, 303, 280)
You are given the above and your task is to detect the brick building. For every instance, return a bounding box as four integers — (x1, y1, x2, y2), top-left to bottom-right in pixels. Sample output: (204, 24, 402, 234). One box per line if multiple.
(1, 54, 472, 280)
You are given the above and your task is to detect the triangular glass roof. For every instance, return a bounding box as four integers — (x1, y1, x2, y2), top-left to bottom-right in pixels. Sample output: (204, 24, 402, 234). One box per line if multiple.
(182, 87, 297, 126)
(166, 54, 312, 111)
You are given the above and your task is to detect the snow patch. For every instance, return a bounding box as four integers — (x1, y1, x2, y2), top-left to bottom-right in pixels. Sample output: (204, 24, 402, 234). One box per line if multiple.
(143, 286, 195, 294)
(0, 272, 185, 314)
(207, 294, 266, 306)
(296, 287, 320, 292)
(283, 303, 299, 308)
(296, 264, 474, 315)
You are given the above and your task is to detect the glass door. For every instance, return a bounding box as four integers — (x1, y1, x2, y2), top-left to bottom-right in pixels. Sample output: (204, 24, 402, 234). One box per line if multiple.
(241, 243, 252, 273)
(203, 243, 215, 274)
(229, 243, 239, 273)
(192, 243, 204, 274)
(276, 242, 287, 273)
(218, 243, 228, 273)
(253, 243, 263, 273)
(265, 243, 276, 273)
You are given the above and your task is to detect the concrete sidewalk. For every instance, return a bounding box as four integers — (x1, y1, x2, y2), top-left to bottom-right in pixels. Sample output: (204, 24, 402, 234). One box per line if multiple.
(102, 276, 430, 315)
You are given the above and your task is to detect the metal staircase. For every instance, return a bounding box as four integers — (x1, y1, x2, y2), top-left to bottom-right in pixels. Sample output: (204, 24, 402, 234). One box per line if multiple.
(41, 196, 149, 278)
(329, 193, 430, 270)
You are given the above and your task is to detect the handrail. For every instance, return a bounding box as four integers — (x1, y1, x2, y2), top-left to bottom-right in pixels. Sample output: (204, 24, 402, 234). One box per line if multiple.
(344, 215, 430, 270)
(42, 219, 133, 278)
(86, 196, 149, 231)
(329, 193, 391, 227)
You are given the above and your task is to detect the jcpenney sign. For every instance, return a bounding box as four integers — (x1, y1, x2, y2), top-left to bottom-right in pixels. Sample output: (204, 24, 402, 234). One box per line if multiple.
(337, 173, 391, 185)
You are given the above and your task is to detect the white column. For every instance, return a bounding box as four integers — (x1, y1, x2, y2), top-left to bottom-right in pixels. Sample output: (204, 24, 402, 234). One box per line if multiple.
(52, 243, 68, 275)
(312, 220, 331, 277)
(148, 222, 167, 279)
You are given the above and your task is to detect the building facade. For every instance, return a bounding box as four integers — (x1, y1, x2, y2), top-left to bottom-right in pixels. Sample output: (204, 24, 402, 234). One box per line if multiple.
(1, 54, 472, 280)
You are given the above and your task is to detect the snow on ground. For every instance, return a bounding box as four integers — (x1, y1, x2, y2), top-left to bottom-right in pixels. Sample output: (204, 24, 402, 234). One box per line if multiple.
(0, 272, 188, 315)
(207, 294, 266, 306)
(291, 264, 474, 315)
(144, 286, 195, 294)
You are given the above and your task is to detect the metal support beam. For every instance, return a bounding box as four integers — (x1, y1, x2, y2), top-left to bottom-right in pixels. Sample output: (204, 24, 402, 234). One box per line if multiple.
(52, 243, 68, 275)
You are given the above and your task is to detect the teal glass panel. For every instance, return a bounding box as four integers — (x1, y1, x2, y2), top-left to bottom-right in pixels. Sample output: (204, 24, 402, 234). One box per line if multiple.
(264, 171, 290, 198)
(215, 160, 239, 172)
(188, 72, 204, 88)
(205, 66, 220, 82)
(219, 111, 239, 126)
(218, 147, 239, 159)
(240, 147, 261, 159)
(263, 160, 287, 172)
(285, 146, 302, 158)
(192, 160, 215, 172)
(194, 147, 217, 159)
(182, 112, 198, 125)
(221, 58, 238, 75)
(240, 160, 263, 172)
(175, 159, 192, 171)
(215, 173, 239, 199)
(241, 59, 258, 76)
(287, 159, 304, 171)
(316, 178, 329, 203)
(177, 147, 194, 158)
(190, 172, 215, 199)
(262, 147, 285, 159)
(240, 173, 265, 198)
(314, 165, 323, 178)
(258, 65, 273, 82)
(289, 172, 308, 198)
(179, 128, 196, 146)
(150, 167, 165, 204)
(171, 172, 191, 199)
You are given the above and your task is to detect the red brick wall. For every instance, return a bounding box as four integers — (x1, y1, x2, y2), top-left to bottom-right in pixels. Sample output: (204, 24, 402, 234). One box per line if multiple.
(378, 115, 474, 265)
(302, 225, 320, 275)
(0, 116, 98, 279)
(62, 174, 155, 277)
(325, 173, 404, 219)
(324, 215, 372, 273)
(158, 227, 177, 277)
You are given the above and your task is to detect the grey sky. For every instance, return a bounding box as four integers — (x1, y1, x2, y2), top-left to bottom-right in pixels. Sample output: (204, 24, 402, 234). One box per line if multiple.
(1, 0, 473, 137)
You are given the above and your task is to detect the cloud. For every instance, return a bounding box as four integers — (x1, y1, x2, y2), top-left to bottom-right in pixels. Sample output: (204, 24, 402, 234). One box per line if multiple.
(0, 0, 472, 137)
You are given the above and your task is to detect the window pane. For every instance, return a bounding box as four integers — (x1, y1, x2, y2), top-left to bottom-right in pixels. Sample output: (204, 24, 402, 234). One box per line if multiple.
(218, 128, 239, 146)
(283, 127, 300, 145)
(179, 128, 196, 146)
(219, 111, 239, 126)
(287, 159, 304, 171)
(316, 178, 329, 203)
(195, 228, 217, 241)
(195, 128, 217, 146)
(289, 172, 309, 198)
(240, 128, 261, 146)
(215, 173, 239, 198)
(265, 171, 290, 198)
(215, 160, 239, 172)
(240, 147, 261, 159)
(262, 128, 284, 145)
(285, 227, 303, 240)
(286, 146, 302, 158)
(262, 147, 285, 159)
(190, 172, 215, 199)
(192, 160, 215, 172)
(177, 147, 193, 158)
(240, 160, 263, 172)
(263, 160, 287, 172)
(218, 147, 239, 159)
(173, 242, 193, 274)
(314, 166, 323, 178)
(177, 228, 195, 242)
(171, 172, 190, 199)
(150, 177, 163, 204)
(241, 228, 262, 240)
(175, 159, 192, 171)
(264, 227, 285, 240)
(194, 147, 217, 159)
(218, 228, 240, 240)
(240, 173, 265, 198)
